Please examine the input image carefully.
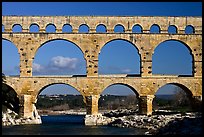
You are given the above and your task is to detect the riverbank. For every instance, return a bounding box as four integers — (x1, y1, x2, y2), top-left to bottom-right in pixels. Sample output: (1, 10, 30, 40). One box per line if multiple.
(2, 108, 42, 126)
(102, 109, 203, 135)
(37, 109, 87, 115)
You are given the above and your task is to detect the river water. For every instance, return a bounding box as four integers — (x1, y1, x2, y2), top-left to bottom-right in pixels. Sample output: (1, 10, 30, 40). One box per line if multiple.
(2, 115, 148, 135)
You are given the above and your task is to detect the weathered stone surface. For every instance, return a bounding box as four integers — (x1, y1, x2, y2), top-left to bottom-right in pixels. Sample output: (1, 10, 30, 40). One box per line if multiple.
(2, 16, 202, 122)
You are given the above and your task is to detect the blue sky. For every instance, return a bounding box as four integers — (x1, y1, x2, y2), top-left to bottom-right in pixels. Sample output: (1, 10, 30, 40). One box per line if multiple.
(2, 2, 202, 96)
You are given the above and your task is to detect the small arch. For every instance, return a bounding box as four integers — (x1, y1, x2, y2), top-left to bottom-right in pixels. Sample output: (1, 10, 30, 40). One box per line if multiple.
(168, 25, 177, 34)
(29, 23, 40, 32)
(96, 24, 107, 33)
(62, 24, 72, 33)
(12, 24, 22, 32)
(2, 24, 5, 32)
(185, 25, 195, 34)
(79, 24, 89, 33)
(150, 24, 160, 33)
(114, 24, 125, 33)
(132, 24, 143, 33)
(46, 24, 56, 33)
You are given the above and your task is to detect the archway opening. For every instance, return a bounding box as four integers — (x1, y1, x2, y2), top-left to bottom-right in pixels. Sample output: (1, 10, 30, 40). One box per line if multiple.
(96, 24, 107, 33)
(152, 40, 193, 76)
(153, 83, 195, 114)
(46, 24, 56, 33)
(168, 25, 177, 34)
(29, 24, 39, 32)
(2, 83, 20, 114)
(33, 39, 86, 76)
(114, 24, 125, 33)
(132, 24, 142, 33)
(62, 24, 72, 33)
(2, 39, 20, 76)
(12, 24, 22, 32)
(79, 24, 89, 33)
(185, 25, 195, 34)
(99, 84, 139, 116)
(99, 39, 140, 76)
(150, 24, 160, 33)
(36, 83, 86, 124)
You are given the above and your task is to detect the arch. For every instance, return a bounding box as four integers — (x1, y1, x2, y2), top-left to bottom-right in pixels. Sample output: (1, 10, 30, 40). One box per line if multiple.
(152, 39, 194, 76)
(96, 24, 107, 33)
(62, 24, 72, 33)
(36, 38, 84, 56)
(12, 24, 22, 32)
(2, 83, 20, 114)
(185, 25, 195, 34)
(99, 39, 141, 75)
(99, 83, 139, 111)
(101, 83, 140, 97)
(29, 23, 40, 32)
(2, 38, 20, 76)
(36, 83, 86, 114)
(79, 24, 89, 33)
(33, 39, 86, 75)
(37, 83, 83, 96)
(150, 24, 160, 33)
(2, 24, 5, 32)
(114, 24, 125, 33)
(168, 25, 177, 34)
(46, 23, 56, 33)
(153, 83, 194, 112)
(132, 24, 143, 33)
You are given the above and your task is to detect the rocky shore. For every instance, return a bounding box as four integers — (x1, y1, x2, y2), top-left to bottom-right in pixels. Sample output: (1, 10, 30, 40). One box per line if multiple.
(2, 108, 42, 126)
(101, 109, 203, 135)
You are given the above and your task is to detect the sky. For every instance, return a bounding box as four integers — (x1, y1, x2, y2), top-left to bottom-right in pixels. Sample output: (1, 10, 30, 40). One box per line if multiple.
(2, 2, 202, 96)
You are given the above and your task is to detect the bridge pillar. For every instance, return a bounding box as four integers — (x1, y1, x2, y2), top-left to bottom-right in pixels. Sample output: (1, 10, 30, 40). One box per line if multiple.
(138, 95, 155, 115)
(84, 51, 99, 77)
(85, 95, 100, 115)
(141, 60, 152, 77)
(19, 94, 35, 118)
(191, 96, 202, 111)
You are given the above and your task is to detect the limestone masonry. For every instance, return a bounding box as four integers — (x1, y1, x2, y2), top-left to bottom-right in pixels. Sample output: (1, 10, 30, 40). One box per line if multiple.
(2, 16, 202, 123)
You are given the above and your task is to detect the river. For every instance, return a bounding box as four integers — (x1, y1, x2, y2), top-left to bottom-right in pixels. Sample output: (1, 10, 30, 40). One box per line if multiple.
(2, 115, 148, 135)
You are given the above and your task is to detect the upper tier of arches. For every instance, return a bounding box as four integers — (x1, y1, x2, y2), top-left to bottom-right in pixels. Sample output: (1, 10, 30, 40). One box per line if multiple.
(2, 16, 202, 34)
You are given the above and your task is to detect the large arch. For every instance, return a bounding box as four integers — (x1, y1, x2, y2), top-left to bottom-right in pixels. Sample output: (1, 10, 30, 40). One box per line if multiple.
(153, 82, 194, 112)
(99, 83, 140, 113)
(36, 83, 83, 96)
(98, 39, 141, 75)
(36, 83, 86, 115)
(35, 38, 85, 56)
(2, 83, 20, 114)
(33, 39, 86, 75)
(100, 83, 140, 96)
(2, 38, 20, 76)
(154, 82, 193, 97)
(152, 39, 194, 76)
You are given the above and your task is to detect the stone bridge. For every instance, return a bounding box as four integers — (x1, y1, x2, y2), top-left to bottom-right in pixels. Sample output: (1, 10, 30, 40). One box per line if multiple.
(2, 16, 202, 119)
